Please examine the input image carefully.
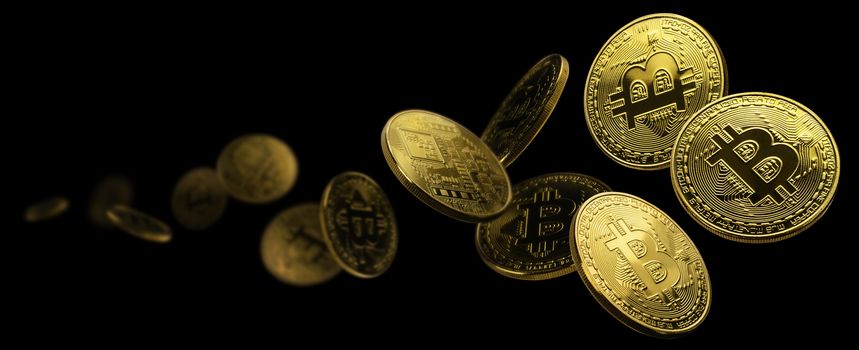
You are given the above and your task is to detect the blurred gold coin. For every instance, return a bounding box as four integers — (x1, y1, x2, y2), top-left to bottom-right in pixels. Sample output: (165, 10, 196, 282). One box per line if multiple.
(172, 167, 228, 231)
(261, 203, 340, 286)
(217, 134, 298, 204)
(89, 176, 134, 229)
(106, 205, 172, 243)
(24, 196, 69, 223)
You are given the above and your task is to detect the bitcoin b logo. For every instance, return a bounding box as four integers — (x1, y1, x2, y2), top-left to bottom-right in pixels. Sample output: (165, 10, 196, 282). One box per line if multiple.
(605, 218, 680, 304)
(706, 125, 799, 205)
(507, 187, 575, 258)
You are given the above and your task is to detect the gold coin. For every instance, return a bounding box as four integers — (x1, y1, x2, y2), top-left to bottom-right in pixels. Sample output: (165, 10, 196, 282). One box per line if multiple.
(106, 205, 172, 243)
(584, 13, 727, 170)
(571, 192, 711, 337)
(321, 171, 398, 278)
(381, 109, 512, 222)
(672, 93, 840, 243)
(171, 167, 228, 231)
(261, 203, 340, 286)
(217, 134, 298, 204)
(482, 54, 569, 167)
(476, 173, 610, 280)
(89, 176, 134, 229)
(24, 196, 69, 223)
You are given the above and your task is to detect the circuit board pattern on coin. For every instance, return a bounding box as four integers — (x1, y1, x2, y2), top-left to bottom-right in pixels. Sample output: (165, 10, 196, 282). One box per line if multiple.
(217, 134, 298, 204)
(172, 167, 228, 231)
(261, 203, 340, 286)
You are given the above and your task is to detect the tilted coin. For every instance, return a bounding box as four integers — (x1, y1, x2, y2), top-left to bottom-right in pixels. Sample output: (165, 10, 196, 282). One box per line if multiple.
(482, 54, 569, 167)
(381, 109, 512, 222)
(672, 93, 839, 242)
(106, 205, 172, 243)
(89, 176, 134, 229)
(217, 134, 298, 204)
(321, 171, 398, 278)
(584, 13, 727, 170)
(172, 167, 228, 231)
(572, 192, 711, 337)
(476, 173, 609, 280)
(24, 196, 69, 223)
(261, 203, 340, 286)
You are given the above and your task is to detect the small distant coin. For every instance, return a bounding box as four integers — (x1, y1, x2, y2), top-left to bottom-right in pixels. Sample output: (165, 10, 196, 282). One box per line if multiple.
(476, 173, 609, 280)
(217, 134, 298, 204)
(482, 54, 569, 167)
(381, 109, 512, 222)
(106, 205, 172, 243)
(321, 172, 398, 278)
(571, 192, 711, 338)
(24, 196, 69, 223)
(261, 203, 340, 286)
(89, 176, 134, 229)
(172, 167, 228, 231)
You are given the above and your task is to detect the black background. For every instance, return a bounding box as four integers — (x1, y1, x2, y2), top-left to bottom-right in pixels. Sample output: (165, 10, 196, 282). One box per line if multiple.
(12, 3, 851, 343)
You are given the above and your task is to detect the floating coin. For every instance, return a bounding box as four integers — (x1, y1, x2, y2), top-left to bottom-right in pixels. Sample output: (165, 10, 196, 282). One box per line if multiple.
(106, 205, 172, 243)
(172, 167, 228, 231)
(476, 173, 609, 280)
(482, 54, 569, 167)
(321, 172, 398, 278)
(672, 93, 839, 242)
(261, 203, 340, 286)
(572, 192, 711, 337)
(584, 13, 727, 170)
(381, 109, 512, 222)
(89, 176, 134, 229)
(24, 196, 69, 223)
(217, 134, 298, 204)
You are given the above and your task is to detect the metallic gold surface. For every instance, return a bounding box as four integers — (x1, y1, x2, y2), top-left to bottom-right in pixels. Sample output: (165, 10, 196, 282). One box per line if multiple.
(89, 176, 134, 229)
(482, 54, 569, 167)
(584, 13, 727, 170)
(261, 203, 340, 286)
(321, 172, 398, 278)
(572, 192, 710, 337)
(381, 109, 512, 222)
(106, 205, 172, 243)
(172, 167, 228, 231)
(476, 173, 609, 280)
(217, 134, 298, 204)
(24, 196, 69, 223)
(672, 93, 839, 242)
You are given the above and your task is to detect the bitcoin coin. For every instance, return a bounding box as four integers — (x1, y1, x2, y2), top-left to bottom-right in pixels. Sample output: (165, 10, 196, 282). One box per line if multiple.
(476, 173, 609, 280)
(217, 134, 298, 204)
(584, 13, 727, 170)
(106, 205, 172, 243)
(381, 109, 512, 222)
(172, 167, 228, 231)
(261, 203, 340, 286)
(89, 176, 134, 229)
(24, 196, 69, 223)
(672, 93, 839, 243)
(321, 172, 398, 278)
(572, 192, 711, 337)
(482, 54, 569, 167)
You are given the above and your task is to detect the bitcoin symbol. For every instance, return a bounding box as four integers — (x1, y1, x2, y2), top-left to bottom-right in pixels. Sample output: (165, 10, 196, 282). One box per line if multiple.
(605, 218, 680, 304)
(706, 125, 799, 205)
(510, 187, 575, 258)
(338, 190, 383, 263)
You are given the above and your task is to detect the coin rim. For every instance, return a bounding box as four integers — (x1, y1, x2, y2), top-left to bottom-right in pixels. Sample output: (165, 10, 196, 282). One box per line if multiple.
(216, 133, 299, 204)
(171, 166, 229, 231)
(106, 204, 172, 244)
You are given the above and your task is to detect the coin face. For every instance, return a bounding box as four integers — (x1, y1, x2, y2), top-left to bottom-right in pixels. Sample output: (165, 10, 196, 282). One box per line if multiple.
(476, 173, 610, 280)
(106, 205, 172, 243)
(24, 196, 69, 223)
(89, 176, 134, 229)
(572, 192, 711, 337)
(672, 93, 839, 242)
(584, 13, 727, 170)
(261, 203, 340, 286)
(321, 172, 398, 278)
(381, 109, 512, 222)
(172, 167, 228, 231)
(482, 54, 569, 167)
(217, 134, 298, 204)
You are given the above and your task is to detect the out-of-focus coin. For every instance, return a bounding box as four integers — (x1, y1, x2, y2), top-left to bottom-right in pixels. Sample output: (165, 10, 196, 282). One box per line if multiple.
(106, 205, 172, 243)
(171, 167, 228, 231)
(23, 196, 69, 223)
(217, 134, 298, 204)
(572, 192, 711, 337)
(321, 172, 397, 278)
(261, 203, 340, 286)
(476, 173, 609, 280)
(89, 176, 134, 229)
(381, 109, 512, 222)
(672, 93, 839, 242)
(482, 54, 569, 167)
(584, 13, 727, 170)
